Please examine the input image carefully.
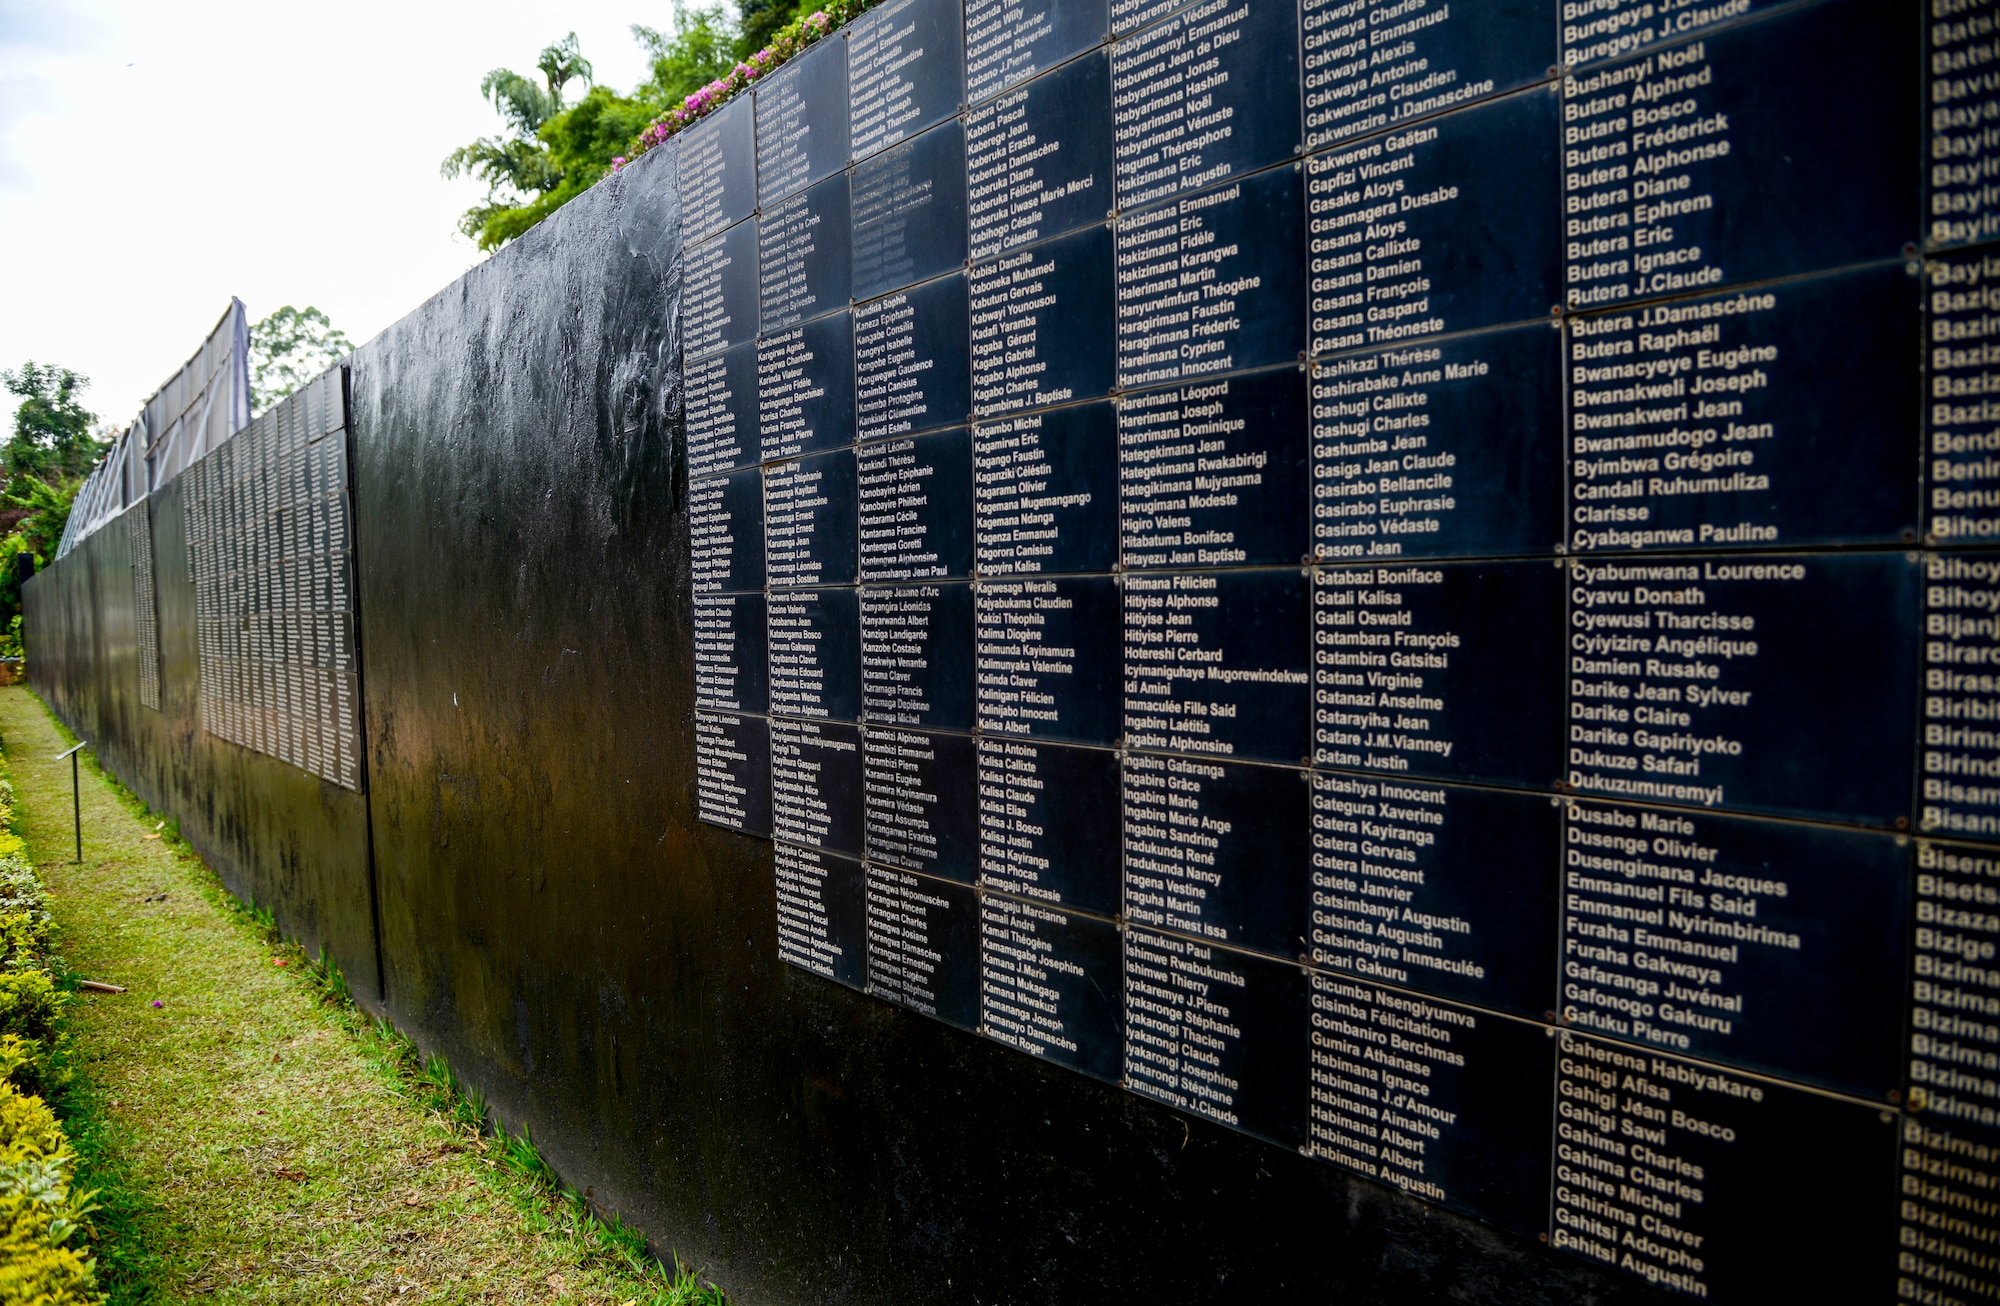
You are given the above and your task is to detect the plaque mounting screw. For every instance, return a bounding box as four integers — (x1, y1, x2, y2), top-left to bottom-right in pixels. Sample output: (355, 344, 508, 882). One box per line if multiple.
(1896, 817, 1910, 830)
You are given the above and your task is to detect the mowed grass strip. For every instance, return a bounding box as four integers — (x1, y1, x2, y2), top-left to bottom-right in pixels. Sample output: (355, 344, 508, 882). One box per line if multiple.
(0, 686, 718, 1305)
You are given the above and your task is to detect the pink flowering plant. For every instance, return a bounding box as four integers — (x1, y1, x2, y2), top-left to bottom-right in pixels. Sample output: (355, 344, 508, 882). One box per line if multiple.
(612, 2, 874, 172)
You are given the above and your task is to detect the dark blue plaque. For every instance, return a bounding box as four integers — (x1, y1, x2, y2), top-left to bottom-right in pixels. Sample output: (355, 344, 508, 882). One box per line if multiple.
(1908, 841, 2000, 1124)
(847, 0, 965, 160)
(768, 587, 861, 722)
(1925, 250, 2000, 547)
(687, 342, 759, 476)
(974, 400, 1120, 576)
(1125, 930, 1307, 1148)
(690, 467, 764, 595)
(1307, 90, 1561, 354)
(1895, 1116, 2000, 1299)
(855, 272, 971, 440)
(1117, 164, 1308, 388)
(775, 842, 867, 989)
(1568, 263, 1921, 554)
(1565, 551, 1920, 826)
(679, 95, 757, 241)
(1121, 366, 1310, 570)
(858, 427, 974, 582)
(764, 449, 857, 588)
(685, 217, 759, 358)
(1303, 0, 1557, 148)
(1109, 2, 1301, 209)
(977, 737, 1123, 916)
(1125, 568, 1312, 766)
(1313, 325, 1564, 562)
(964, 0, 1109, 103)
(863, 726, 978, 883)
(1930, 17, 2000, 250)
(1562, 799, 1909, 1099)
(981, 896, 1123, 1082)
(1921, 556, 2000, 841)
(1562, 0, 1919, 311)
(866, 866, 981, 1029)
(772, 717, 865, 855)
(755, 33, 850, 205)
(966, 51, 1115, 261)
(1561, 0, 1789, 69)
(1552, 1034, 1897, 1302)
(695, 709, 771, 834)
(694, 591, 769, 715)
(1311, 773, 1558, 1018)
(976, 575, 1123, 745)
(852, 120, 969, 303)
(1308, 975, 1555, 1236)
(1315, 560, 1565, 788)
(759, 312, 856, 461)
(860, 581, 976, 730)
(1123, 753, 1309, 959)
(760, 171, 852, 331)
(970, 223, 1117, 417)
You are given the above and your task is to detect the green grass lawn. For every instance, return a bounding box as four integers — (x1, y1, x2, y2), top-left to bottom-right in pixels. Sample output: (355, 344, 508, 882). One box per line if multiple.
(0, 686, 723, 1305)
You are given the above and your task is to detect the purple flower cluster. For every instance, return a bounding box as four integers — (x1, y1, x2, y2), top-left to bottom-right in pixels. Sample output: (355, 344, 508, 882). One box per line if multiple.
(611, 5, 859, 174)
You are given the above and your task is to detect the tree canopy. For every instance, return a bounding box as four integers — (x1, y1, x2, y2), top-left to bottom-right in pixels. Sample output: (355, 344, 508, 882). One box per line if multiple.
(0, 363, 103, 482)
(249, 306, 354, 415)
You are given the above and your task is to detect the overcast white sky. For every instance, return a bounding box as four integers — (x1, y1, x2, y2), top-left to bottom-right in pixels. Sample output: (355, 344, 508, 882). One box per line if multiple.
(0, 0, 669, 434)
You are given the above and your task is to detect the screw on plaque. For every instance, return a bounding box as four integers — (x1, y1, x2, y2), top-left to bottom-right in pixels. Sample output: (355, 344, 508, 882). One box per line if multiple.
(1897, 816, 1910, 830)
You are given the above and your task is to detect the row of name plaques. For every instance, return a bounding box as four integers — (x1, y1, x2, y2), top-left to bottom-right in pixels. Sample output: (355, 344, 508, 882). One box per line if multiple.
(674, 0, 2000, 1299)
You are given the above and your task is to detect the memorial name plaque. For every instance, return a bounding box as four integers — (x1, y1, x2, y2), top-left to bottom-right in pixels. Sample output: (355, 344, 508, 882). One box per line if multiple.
(976, 575, 1122, 745)
(1564, 552, 1920, 825)
(1313, 561, 1564, 788)
(1306, 90, 1561, 354)
(866, 867, 981, 1028)
(1124, 929, 1307, 1148)
(1558, 0, 1784, 69)
(857, 427, 973, 582)
(759, 313, 857, 461)
(1311, 773, 1558, 1017)
(1562, 800, 1909, 1098)
(1560, 0, 1916, 311)
(760, 173, 853, 331)
(1120, 367, 1309, 570)
(1301, 0, 1556, 149)
(854, 273, 971, 441)
(1311, 327, 1564, 561)
(1927, 249, 2000, 547)
(1307, 974, 1555, 1235)
(974, 401, 1119, 576)
(1566, 263, 1921, 554)
(756, 35, 850, 205)
(1894, 1116, 2000, 1303)
(848, 0, 965, 160)
(679, 96, 757, 241)
(772, 717, 865, 856)
(1116, 165, 1308, 388)
(694, 591, 768, 714)
(970, 223, 1117, 417)
(686, 343, 759, 477)
(852, 120, 970, 303)
(690, 468, 764, 595)
(977, 737, 1122, 916)
(1551, 1034, 1896, 1301)
(1908, 840, 2000, 1129)
(979, 895, 1124, 1081)
(863, 726, 978, 882)
(1929, 12, 2000, 251)
(686, 219, 760, 358)
(775, 843, 867, 989)
(767, 587, 860, 722)
(963, 0, 1107, 103)
(1917, 553, 2000, 841)
(860, 581, 976, 730)
(765, 450, 858, 589)
(695, 709, 771, 835)
(965, 52, 1114, 262)
(1122, 753, 1308, 959)
(1108, 2, 1302, 209)
(1124, 567, 1311, 766)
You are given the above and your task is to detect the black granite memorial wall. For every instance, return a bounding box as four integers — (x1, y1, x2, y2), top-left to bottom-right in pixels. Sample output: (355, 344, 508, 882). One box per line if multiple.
(26, 0, 2000, 1301)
